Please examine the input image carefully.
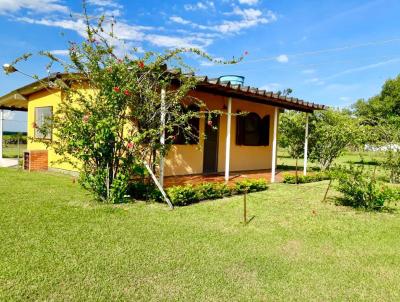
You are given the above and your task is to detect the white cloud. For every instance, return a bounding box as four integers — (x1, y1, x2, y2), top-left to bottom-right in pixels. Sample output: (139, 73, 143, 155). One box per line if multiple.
(2, 111, 16, 120)
(0, 0, 69, 14)
(9, 0, 277, 53)
(184, 1, 215, 11)
(260, 82, 280, 91)
(302, 69, 315, 74)
(16, 17, 88, 37)
(305, 77, 325, 85)
(49, 49, 69, 56)
(210, 7, 276, 34)
(145, 34, 211, 49)
(276, 54, 289, 63)
(238, 0, 259, 5)
(86, 0, 122, 8)
(170, 16, 191, 25)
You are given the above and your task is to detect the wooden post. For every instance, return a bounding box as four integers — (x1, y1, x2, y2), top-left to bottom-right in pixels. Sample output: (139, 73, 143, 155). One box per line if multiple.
(303, 112, 309, 176)
(17, 135, 20, 168)
(243, 191, 247, 224)
(0, 109, 3, 162)
(271, 107, 279, 183)
(159, 88, 166, 187)
(322, 178, 332, 202)
(224, 97, 232, 183)
(144, 161, 173, 209)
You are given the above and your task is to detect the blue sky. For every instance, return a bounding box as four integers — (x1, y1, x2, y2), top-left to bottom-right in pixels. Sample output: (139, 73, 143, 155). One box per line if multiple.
(1, 0, 400, 131)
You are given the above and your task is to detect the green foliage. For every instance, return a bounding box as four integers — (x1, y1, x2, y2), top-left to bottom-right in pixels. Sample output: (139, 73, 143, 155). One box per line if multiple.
(2, 134, 27, 145)
(383, 150, 400, 184)
(282, 172, 330, 184)
(128, 182, 162, 201)
(333, 166, 398, 210)
(353, 75, 400, 122)
(278, 111, 306, 161)
(309, 109, 358, 170)
(166, 179, 268, 206)
(7, 3, 241, 203)
(234, 178, 268, 193)
(166, 185, 200, 206)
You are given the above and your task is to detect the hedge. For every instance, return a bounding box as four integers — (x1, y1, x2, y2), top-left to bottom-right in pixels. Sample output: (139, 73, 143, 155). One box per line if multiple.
(282, 172, 330, 184)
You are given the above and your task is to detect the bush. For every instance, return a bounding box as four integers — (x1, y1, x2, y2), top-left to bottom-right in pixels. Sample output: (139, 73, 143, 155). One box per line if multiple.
(127, 181, 162, 201)
(334, 166, 398, 210)
(234, 179, 268, 193)
(166, 179, 268, 206)
(282, 172, 330, 184)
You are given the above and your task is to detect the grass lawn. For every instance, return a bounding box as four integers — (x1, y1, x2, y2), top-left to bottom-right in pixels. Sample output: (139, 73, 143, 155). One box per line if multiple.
(2, 144, 27, 158)
(278, 149, 389, 180)
(1, 168, 399, 301)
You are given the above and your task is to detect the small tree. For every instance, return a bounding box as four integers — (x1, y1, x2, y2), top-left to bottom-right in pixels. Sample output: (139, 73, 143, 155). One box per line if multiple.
(8, 3, 241, 203)
(279, 111, 307, 182)
(309, 109, 358, 170)
(376, 117, 400, 183)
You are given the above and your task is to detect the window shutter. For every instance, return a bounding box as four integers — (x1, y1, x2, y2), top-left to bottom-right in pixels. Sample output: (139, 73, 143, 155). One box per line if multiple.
(236, 114, 245, 145)
(260, 115, 270, 146)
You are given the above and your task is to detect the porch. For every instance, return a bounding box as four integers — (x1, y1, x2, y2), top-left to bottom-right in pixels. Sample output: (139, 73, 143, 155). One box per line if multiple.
(164, 169, 288, 187)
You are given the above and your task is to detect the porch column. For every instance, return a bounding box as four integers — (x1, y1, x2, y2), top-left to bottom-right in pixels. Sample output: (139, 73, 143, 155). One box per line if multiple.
(224, 97, 232, 183)
(0, 109, 3, 162)
(271, 107, 279, 183)
(303, 112, 309, 176)
(159, 88, 166, 187)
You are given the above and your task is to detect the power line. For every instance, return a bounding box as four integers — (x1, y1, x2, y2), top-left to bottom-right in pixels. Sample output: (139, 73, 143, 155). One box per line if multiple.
(243, 37, 400, 64)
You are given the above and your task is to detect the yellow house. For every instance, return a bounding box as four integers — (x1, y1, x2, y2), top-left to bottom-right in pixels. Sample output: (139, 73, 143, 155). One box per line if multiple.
(0, 73, 326, 183)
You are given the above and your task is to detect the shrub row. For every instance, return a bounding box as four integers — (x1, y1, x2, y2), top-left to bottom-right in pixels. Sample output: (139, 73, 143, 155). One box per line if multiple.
(282, 172, 330, 184)
(128, 178, 268, 206)
(166, 179, 268, 206)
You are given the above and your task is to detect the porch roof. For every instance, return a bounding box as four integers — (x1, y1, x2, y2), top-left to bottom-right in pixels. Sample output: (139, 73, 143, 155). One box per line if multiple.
(195, 76, 326, 113)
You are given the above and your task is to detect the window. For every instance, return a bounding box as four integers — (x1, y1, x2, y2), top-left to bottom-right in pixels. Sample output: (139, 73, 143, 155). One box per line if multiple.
(172, 104, 200, 145)
(34, 106, 53, 139)
(236, 112, 270, 146)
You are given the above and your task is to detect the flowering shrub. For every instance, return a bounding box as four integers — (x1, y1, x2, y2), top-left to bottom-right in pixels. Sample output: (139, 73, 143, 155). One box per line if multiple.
(8, 4, 242, 203)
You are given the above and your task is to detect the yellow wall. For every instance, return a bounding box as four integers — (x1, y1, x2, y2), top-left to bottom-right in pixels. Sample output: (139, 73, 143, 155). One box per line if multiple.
(27, 88, 277, 176)
(164, 91, 276, 176)
(27, 89, 76, 172)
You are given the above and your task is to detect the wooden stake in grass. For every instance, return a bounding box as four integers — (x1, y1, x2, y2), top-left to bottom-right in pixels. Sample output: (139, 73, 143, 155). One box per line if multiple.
(322, 178, 333, 202)
(243, 191, 247, 224)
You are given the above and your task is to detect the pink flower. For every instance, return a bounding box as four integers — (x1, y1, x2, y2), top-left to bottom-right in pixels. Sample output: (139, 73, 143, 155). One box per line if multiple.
(138, 61, 145, 69)
(127, 142, 134, 149)
(207, 120, 213, 127)
(113, 86, 120, 93)
(124, 90, 131, 96)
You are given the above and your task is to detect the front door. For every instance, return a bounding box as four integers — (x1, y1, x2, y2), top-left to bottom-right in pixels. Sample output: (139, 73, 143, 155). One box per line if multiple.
(203, 114, 219, 174)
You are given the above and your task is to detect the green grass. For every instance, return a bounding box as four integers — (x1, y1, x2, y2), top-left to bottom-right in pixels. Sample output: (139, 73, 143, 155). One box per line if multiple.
(2, 144, 26, 158)
(1, 168, 399, 301)
(278, 149, 389, 181)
